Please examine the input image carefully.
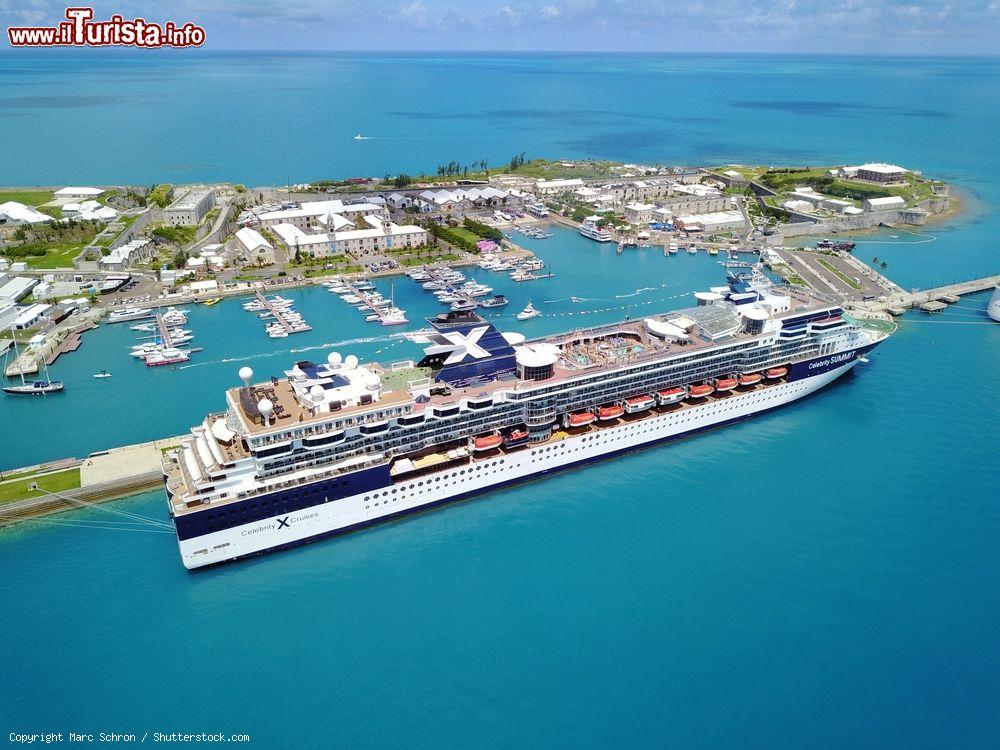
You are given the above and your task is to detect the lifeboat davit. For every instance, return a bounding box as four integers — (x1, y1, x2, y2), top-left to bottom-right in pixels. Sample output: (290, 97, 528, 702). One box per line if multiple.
(624, 394, 655, 413)
(688, 384, 714, 399)
(474, 432, 503, 451)
(503, 428, 530, 448)
(739, 372, 762, 386)
(568, 411, 596, 428)
(598, 404, 625, 421)
(766, 366, 788, 380)
(715, 377, 738, 392)
(657, 386, 687, 405)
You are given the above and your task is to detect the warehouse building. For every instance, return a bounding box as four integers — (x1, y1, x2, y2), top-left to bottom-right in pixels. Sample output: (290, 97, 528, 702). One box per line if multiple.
(164, 187, 215, 226)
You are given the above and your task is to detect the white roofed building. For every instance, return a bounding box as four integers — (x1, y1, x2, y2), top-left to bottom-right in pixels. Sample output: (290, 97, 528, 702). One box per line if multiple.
(534, 178, 584, 195)
(854, 163, 909, 185)
(0, 201, 53, 225)
(673, 210, 746, 233)
(862, 195, 907, 211)
(235, 227, 276, 265)
(624, 202, 654, 224)
(55, 187, 104, 197)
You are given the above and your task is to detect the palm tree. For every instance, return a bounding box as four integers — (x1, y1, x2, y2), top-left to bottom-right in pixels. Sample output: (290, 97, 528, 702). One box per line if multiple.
(872, 256, 879, 265)
(880, 261, 888, 271)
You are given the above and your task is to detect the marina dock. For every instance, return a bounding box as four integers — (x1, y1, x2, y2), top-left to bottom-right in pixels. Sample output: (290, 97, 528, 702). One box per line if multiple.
(254, 291, 312, 334)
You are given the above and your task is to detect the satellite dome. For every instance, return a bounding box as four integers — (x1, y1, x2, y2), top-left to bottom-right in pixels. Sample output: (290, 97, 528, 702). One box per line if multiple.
(344, 354, 359, 370)
(365, 372, 381, 390)
(257, 398, 274, 416)
(327, 351, 343, 366)
(309, 384, 325, 401)
(238, 366, 253, 384)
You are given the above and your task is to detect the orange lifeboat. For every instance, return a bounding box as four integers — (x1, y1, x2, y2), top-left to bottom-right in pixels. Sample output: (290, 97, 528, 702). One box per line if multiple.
(739, 372, 762, 386)
(766, 366, 788, 380)
(568, 411, 596, 428)
(474, 432, 503, 451)
(657, 386, 687, 405)
(598, 404, 625, 421)
(688, 384, 714, 398)
(714, 377, 738, 392)
(625, 394, 655, 413)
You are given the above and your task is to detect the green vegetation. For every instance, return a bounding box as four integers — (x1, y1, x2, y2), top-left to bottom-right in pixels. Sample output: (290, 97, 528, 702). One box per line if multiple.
(3, 218, 101, 268)
(0, 190, 55, 206)
(384, 243, 461, 266)
(816, 258, 862, 289)
(151, 224, 197, 245)
(427, 222, 481, 252)
(0, 467, 81, 504)
(148, 184, 174, 208)
(462, 217, 502, 242)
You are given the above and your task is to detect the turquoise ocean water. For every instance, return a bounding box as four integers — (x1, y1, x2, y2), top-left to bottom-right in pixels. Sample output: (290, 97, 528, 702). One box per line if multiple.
(1, 54, 1000, 747)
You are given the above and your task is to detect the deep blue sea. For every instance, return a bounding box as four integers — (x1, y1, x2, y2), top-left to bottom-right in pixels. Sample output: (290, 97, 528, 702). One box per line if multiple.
(2, 53, 1000, 748)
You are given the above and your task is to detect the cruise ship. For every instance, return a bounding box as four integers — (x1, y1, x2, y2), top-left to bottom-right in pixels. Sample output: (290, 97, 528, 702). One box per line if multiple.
(162, 273, 893, 569)
(579, 216, 614, 242)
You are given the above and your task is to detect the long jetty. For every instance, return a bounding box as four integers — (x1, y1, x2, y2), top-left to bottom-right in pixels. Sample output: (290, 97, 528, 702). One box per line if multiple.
(256, 291, 311, 333)
(852, 273, 1000, 315)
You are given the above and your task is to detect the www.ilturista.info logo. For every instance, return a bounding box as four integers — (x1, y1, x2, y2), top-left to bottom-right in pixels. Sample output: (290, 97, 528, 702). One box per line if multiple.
(7, 7, 206, 48)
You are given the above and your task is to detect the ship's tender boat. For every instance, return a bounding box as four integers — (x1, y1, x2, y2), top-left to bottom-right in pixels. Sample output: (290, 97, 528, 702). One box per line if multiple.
(766, 366, 788, 379)
(598, 404, 625, 420)
(714, 377, 738, 392)
(688, 384, 715, 398)
(474, 432, 503, 451)
(657, 387, 687, 405)
(568, 411, 596, 427)
(738, 372, 762, 386)
(503, 428, 530, 448)
(624, 394, 655, 413)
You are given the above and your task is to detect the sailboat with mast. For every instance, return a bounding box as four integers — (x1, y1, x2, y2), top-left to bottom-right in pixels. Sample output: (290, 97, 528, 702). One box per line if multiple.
(2, 327, 64, 395)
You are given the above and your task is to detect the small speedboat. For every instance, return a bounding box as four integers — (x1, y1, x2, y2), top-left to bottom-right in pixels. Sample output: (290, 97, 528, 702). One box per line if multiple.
(93, 370, 112, 379)
(517, 302, 540, 321)
(481, 295, 508, 308)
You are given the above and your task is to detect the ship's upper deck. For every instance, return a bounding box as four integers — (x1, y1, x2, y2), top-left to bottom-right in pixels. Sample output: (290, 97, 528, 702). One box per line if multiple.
(228, 282, 839, 438)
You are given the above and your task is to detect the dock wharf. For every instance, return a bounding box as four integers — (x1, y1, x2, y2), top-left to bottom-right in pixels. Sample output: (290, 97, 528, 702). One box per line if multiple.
(255, 291, 311, 334)
(851, 273, 1000, 315)
(156, 313, 174, 348)
(344, 281, 406, 325)
(45, 331, 83, 365)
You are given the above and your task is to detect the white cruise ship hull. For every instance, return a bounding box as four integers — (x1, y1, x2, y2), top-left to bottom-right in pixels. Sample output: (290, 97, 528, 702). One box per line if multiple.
(176, 355, 863, 569)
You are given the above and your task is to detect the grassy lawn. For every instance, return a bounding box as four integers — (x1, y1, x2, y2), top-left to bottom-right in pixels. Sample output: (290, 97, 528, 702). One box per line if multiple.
(0, 467, 81, 504)
(0, 190, 56, 206)
(447, 226, 482, 244)
(817, 258, 862, 289)
(23, 242, 88, 269)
